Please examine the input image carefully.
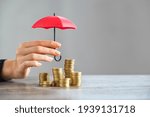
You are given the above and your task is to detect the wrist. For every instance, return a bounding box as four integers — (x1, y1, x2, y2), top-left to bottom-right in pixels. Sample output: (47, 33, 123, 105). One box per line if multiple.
(1, 59, 16, 80)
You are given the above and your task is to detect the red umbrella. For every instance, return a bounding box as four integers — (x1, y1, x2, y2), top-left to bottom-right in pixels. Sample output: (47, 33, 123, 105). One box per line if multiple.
(32, 13, 77, 61)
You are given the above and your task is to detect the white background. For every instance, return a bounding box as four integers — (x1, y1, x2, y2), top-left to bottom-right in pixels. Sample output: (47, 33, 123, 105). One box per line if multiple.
(0, 100, 150, 117)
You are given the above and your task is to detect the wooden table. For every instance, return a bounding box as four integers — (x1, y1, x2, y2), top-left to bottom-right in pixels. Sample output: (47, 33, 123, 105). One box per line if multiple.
(0, 75, 150, 100)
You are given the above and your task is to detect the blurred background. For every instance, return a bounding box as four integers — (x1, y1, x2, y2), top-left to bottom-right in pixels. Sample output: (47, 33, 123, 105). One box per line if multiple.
(0, 0, 150, 76)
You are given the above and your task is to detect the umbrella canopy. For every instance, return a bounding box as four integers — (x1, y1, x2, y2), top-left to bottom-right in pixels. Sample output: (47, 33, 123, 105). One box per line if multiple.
(32, 16, 77, 30)
(32, 14, 77, 62)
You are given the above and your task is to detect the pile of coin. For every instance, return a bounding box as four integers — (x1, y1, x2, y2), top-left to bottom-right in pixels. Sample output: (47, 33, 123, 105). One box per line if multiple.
(64, 59, 75, 78)
(59, 78, 70, 88)
(39, 59, 82, 88)
(39, 73, 51, 87)
(71, 72, 82, 86)
(52, 68, 63, 87)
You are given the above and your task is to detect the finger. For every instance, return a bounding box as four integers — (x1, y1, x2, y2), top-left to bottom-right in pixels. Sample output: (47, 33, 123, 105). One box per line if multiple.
(17, 46, 61, 56)
(21, 53, 54, 62)
(20, 40, 61, 49)
(20, 61, 42, 70)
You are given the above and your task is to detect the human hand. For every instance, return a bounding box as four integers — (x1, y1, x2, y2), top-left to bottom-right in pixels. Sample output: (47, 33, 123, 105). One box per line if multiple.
(2, 40, 61, 79)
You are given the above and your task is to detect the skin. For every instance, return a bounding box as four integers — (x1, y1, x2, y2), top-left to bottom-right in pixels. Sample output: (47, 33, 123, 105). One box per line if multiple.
(1, 40, 61, 80)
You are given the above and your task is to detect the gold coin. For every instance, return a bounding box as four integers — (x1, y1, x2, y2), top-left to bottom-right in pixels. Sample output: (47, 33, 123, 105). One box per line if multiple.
(71, 71, 82, 86)
(64, 59, 75, 78)
(39, 73, 50, 87)
(39, 73, 49, 82)
(59, 78, 70, 88)
(39, 58, 82, 88)
(52, 67, 64, 81)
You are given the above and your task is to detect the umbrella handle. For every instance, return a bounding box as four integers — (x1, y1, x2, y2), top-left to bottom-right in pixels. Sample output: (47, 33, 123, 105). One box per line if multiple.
(54, 55, 62, 62)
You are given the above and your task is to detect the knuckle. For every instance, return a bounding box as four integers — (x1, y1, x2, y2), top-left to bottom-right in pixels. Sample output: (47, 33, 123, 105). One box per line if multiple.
(16, 48, 20, 55)
(23, 61, 28, 67)
(51, 49, 56, 54)
(22, 61, 29, 68)
(33, 61, 38, 65)
(18, 44, 23, 49)
(36, 46, 42, 52)
(30, 54, 37, 60)
(20, 42, 26, 47)
(49, 40, 54, 46)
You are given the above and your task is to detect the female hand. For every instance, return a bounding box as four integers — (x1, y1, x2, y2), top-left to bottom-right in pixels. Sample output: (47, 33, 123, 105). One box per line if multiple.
(2, 40, 61, 79)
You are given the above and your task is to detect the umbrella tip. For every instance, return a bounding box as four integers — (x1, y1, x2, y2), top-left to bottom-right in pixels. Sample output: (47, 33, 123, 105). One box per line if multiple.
(53, 13, 55, 16)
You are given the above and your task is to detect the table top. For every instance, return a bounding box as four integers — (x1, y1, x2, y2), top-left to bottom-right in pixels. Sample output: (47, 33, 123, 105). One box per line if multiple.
(0, 75, 150, 100)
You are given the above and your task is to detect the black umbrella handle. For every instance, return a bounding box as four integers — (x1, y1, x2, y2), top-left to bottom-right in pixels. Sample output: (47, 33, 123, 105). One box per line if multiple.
(54, 28, 62, 62)
(54, 55, 62, 62)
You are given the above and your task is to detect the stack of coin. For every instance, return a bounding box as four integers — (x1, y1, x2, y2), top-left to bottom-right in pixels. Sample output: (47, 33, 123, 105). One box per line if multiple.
(71, 71, 82, 86)
(59, 79, 64, 87)
(39, 73, 51, 87)
(52, 68, 64, 87)
(59, 78, 70, 88)
(64, 59, 75, 78)
(39, 58, 82, 88)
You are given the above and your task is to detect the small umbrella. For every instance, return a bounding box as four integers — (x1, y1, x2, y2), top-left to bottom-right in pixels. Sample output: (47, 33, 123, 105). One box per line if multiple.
(32, 13, 77, 62)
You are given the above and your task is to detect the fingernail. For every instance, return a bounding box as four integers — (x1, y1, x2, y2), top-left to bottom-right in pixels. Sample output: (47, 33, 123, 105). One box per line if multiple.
(37, 62, 42, 66)
(55, 50, 61, 55)
(46, 57, 53, 62)
(56, 42, 61, 47)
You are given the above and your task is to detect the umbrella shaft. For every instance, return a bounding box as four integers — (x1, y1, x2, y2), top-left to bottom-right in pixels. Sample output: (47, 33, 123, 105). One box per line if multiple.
(54, 27, 56, 41)
(53, 12, 56, 41)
